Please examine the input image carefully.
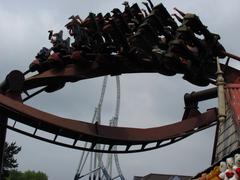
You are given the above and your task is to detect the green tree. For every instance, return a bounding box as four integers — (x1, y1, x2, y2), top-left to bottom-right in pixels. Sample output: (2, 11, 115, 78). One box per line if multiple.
(4, 142, 21, 171)
(3, 142, 48, 180)
(5, 170, 21, 180)
(3, 142, 21, 178)
(7, 170, 48, 180)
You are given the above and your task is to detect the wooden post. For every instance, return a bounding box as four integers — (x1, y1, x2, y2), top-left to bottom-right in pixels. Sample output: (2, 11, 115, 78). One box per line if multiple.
(216, 58, 226, 122)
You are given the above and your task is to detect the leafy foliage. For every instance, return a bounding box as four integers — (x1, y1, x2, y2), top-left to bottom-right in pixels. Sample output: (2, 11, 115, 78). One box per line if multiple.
(2, 142, 48, 180)
(6, 170, 48, 180)
(3, 142, 21, 171)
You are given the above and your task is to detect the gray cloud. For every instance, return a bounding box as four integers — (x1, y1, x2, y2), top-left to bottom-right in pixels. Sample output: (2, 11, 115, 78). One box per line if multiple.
(1, 0, 240, 179)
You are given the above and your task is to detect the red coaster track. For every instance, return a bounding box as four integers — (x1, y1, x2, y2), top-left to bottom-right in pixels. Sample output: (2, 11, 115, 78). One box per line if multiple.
(0, 60, 239, 153)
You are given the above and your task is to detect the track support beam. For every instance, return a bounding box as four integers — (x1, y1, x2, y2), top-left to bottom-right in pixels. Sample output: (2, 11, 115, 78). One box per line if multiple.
(0, 114, 7, 180)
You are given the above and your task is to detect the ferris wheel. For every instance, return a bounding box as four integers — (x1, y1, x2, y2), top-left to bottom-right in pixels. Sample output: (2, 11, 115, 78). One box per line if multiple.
(74, 76, 125, 180)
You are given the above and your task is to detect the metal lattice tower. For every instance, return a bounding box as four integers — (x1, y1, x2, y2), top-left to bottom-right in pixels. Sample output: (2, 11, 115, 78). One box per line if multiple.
(74, 76, 125, 180)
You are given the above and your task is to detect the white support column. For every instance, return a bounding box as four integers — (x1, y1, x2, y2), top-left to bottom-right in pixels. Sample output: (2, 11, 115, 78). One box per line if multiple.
(216, 58, 226, 122)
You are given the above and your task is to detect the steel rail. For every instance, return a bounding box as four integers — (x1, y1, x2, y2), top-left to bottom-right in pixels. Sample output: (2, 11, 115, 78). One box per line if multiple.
(23, 61, 240, 93)
(0, 92, 217, 153)
(6, 121, 216, 153)
(1, 55, 236, 154)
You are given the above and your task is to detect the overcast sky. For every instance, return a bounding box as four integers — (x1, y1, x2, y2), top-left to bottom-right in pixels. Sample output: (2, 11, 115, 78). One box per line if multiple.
(1, 0, 240, 180)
